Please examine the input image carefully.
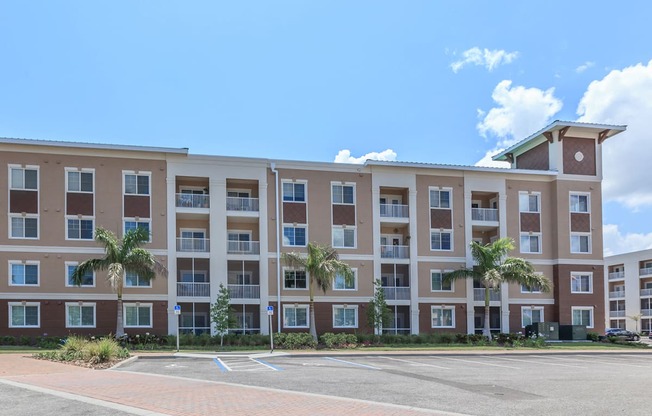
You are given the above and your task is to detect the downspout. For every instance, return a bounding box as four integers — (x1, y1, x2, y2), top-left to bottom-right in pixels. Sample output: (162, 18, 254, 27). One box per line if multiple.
(270, 162, 281, 333)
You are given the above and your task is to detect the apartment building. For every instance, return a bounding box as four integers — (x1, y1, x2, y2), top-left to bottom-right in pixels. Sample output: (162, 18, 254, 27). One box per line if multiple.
(604, 249, 652, 332)
(1, 120, 625, 337)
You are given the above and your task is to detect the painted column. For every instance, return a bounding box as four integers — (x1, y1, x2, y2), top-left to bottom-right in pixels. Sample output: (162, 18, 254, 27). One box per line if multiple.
(258, 181, 270, 335)
(209, 178, 227, 336)
(166, 175, 178, 335)
(408, 188, 419, 334)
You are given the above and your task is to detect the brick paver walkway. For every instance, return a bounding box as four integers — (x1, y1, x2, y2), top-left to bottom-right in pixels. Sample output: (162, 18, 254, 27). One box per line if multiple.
(0, 354, 455, 416)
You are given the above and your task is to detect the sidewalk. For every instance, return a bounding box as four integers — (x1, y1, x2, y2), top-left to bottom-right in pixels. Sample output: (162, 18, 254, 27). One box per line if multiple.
(0, 353, 458, 416)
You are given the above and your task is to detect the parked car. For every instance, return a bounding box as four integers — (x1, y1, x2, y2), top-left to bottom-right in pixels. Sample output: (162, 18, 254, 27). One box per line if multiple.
(602, 328, 640, 341)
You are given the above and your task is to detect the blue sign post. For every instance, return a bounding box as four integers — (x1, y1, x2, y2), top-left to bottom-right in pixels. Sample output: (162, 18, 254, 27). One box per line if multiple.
(267, 306, 274, 353)
(174, 305, 181, 352)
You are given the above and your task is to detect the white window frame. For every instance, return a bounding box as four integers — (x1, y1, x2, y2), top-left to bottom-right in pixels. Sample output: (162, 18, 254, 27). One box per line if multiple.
(333, 268, 357, 291)
(9, 165, 39, 191)
(429, 187, 452, 209)
(8, 214, 39, 239)
(124, 218, 152, 242)
(332, 305, 358, 328)
(8, 302, 40, 328)
(123, 170, 151, 196)
(283, 267, 308, 290)
(520, 233, 541, 254)
(332, 226, 356, 249)
(66, 216, 95, 240)
(65, 302, 97, 328)
(430, 270, 453, 292)
(227, 270, 251, 285)
(331, 182, 356, 205)
(521, 306, 544, 328)
(282, 224, 307, 247)
(283, 304, 309, 328)
(431, 306, 455, 328)
(123, 303, 153, 328)
(519, 192, 540, 213)
(281, 180, 307, 203)
(65, 262, 96, 287)
(9, 261, 39, 286)
(65, 168, 95, 193)
(124, 270, 152, 288)
(571, 233, 591, 254)
(430, 230, 453, 251)
(570, 272, 593, 294)
(571, 306, 594, 328)
(570, 192, 590, 213)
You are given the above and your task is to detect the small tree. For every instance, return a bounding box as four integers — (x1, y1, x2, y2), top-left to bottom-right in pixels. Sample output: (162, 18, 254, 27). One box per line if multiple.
(628, 313, 642, 333)
(367, 279, 392, 335)
(210, 283, 234, 347)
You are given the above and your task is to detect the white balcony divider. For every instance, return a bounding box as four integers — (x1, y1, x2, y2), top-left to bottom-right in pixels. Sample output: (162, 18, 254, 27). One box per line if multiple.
(473, 288, 501, 302)
(227, 240, 260, 255)
(176, 193, 209, 209)
(380, 245, 409, 259)
(176, 237, 210, 252)
(382, 286, 411, 300)
(609, 291, 625, 299)
(379, 203, 409, 218)
(608, 271, 625, 280)
(228, 284, 261, 299)
(471, 208, 499, 222)
(641, 288, 652, 297)
(640, 267, 652, 276)
(609, 310, 626, 318)
(226, 197, 259, 212)
(177, 282, 210, 297)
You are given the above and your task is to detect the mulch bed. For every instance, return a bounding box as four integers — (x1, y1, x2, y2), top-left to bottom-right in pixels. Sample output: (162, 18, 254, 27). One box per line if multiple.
(32, 355, 130, 370)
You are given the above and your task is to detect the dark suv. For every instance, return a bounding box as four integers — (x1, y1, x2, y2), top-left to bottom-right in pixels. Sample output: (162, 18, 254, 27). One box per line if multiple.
(604, 328, 640, 341)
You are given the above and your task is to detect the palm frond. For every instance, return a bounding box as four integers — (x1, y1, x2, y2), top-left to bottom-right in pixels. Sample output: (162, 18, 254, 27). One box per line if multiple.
(71, 258, 110, 286)
(93, 227, 120, 262)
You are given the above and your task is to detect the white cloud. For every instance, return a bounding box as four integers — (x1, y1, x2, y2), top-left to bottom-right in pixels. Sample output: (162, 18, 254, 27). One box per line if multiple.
(334, 149, 397, 164)
(576, 59, 652, 209)
(451, 47, 518, 73)
(476, 80, 563, 147)
(474, 148, 511, 168)
(603, 224, 652, 257)
(575, 61, 595, 73)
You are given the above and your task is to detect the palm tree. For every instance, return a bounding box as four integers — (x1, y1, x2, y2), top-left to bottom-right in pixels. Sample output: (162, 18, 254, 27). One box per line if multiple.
(283, 242, 354, 339)
(445, 237, 551, 338)
(71, 227, 167, 337)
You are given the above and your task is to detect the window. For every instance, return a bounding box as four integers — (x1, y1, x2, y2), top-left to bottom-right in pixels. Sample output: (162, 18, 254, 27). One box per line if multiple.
(333, 227, 355, 248)
(283, 225, 306, 247)
(431, 306, 455, 328)
(67, 170, 93, 192)
(282, 181, 305, 202)
(66, 263, 94, 287)
(125, 271, 151, 287)
(519, 192, 540, 213)
(571, 273, 592, 293)
(124, 303, 152, 327)
(571, 234, 591, 253)
(431, 271, 452, 291)
(333, 269, 357, 290)
(332, 184, 354, 204)
(284, 269, 307, 289)
(520, 234, 541, 253)
(333, 306, 358, 328)
(10, 262, 39, 286)
(66, 303, 96, 328)
(67, 218, 94, 240)
(228, 231, 252, 253)
(430, 231, 452, 251)
(521, 284, 542, 294)
(283, 305, 308, 328)
(10, 166, 38, 190)
(570, 193, 589, 213)
(571, 307, 594, 328)
(9, 303, 39, 327)
(429, 189, 451, 209)
(10, 216, 38, 238)
(124, 173, 150, 195)
(521, 307, 544, 327)
(124, 219, 151, 240)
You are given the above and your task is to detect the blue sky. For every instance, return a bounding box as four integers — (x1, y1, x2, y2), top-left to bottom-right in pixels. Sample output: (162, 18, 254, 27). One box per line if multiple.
(2, 1, 652, 255)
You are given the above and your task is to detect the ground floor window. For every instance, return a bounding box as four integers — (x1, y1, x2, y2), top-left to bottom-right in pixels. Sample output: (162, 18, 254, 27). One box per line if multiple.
(9, 303, 39, 327)
(124, 303, 152, 327)
(521, 306, 544, 327)
(571, 306, 594, 328)
(333, 305, 357, 328)
(283, 305, 309, 328)
(66, 303, 96, 328)
(431, 306, 454, 328)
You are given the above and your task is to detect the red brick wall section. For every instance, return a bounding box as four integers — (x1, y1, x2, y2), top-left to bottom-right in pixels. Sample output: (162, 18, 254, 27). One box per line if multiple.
(124, 195, 151, 218)
(430, 209, 452, 229)
(282, 202, 306, 224)
(516, 142, 549, 171)
(418, 303, 466, 334)
(508, 304, 556, 333)
(563, 137, 596, 176)
(520, 213, 541, 232)
(277, 302, 371, 335)
(553, 264, 605, 333)
(332, 205, 356, 226)
(66, 193, 94, 216)
(9, 190, 38, 213)
(570, 213, 591, 232)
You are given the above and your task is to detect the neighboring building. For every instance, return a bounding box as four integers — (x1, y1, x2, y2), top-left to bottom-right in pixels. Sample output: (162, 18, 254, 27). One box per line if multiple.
(604, 248, 652, 332)
(1, 120, 625, 338)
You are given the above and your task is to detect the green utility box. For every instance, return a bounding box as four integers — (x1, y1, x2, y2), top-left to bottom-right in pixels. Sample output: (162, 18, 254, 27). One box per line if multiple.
(530, 322, 559, 340)
(559, 325, 587, 341)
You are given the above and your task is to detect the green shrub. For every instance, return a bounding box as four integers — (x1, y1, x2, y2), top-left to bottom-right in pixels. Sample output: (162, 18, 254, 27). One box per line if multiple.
(19, 336, 32, 346)
(320, 332, 358, 349)
(274, 332, 316, 349)
(455, 334, 469, 344)
(435, 333, 456, 344)
(60, 335, 89, 359)
(36, 336, 63, 349)
(0, 336, 16, 346)
(586, 332, 599, 342)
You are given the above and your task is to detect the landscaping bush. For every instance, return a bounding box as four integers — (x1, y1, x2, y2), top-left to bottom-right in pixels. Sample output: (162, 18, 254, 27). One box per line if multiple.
(319, 332, 358, 349)
(34, 336, 129, 366)
(0, 336, 16, 346)
(586, 332, 600, 342)
(274, 332, 316, 349)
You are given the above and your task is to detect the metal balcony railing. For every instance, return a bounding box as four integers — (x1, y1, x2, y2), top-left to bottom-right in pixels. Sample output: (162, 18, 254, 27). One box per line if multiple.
(176, 193, 209, 209)
(609, 291, 625, 299)
(382, 286, 411, 300)
(380, 203, 409, 218)
(609, 310, 626, 318)
(641, 288, 652, 297)
(227, 240, 260, 255)
(177, 282, 210, 297)
(176, 237, 210, 252)
(228, 284, 260, 299)
(380, 245, 409, 259)
(226, 197, 259, 212)
(642, 309, 652, 317)
(640, 267, 652, 276)
(608, 271, 625, 280)
(471, 208, 499, 222)
(473, 288, 501, 302)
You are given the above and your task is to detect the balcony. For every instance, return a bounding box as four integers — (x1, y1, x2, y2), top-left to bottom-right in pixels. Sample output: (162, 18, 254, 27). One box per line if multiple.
(226, 197, 259, 212)
(227, 241, 260, 255)
(609, 291, 625, 299)
(640, 267, 652, 276)
(177, 238, 210, 252)
(380, 203, 409, 219)
(177, 282, 210, 297)
(641, 289, 652, 297)
(176, 193, 209, 209)
(608, 271, 625, 280)
(382, 286, 411, 300)
(609, 310, 626, 318)
(380, 245, 409, 259)
(471, 208, 499, 222)
(642, 309, 652, 317)
(473, 288, 501, 302)
(228, 284, 260, 299)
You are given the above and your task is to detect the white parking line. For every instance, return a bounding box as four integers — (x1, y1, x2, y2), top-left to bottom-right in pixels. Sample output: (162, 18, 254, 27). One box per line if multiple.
(576, 354, 652, 367)
(548, 355, 647, 368)
(439, 356, 520, 369)
(489, 355, 586, 368)
(323, 357, 381, 370)
(215, 358, 231, 371)
(378, 356, 452, 370)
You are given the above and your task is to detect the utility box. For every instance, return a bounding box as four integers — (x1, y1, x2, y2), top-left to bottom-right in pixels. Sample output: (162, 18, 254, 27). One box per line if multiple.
(530, 322, 559, 340)
(559, 325, 587, 341)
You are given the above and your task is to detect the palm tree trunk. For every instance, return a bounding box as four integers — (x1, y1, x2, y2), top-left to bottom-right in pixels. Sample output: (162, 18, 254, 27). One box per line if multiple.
(483, 286, 491, 339)
(116, 295, 125, 338)
(309, 299, 317, 340)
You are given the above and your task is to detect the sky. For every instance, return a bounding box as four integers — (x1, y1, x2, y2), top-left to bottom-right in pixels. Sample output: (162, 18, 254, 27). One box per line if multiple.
(1, 1, 651, 256)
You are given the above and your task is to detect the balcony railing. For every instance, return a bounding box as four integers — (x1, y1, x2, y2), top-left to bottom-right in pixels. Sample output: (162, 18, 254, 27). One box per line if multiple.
(228, 284, 260, 299)
(226, 197, 259, 212)
(471, 208, 498, 222)
(382, 286, 411, 300)
(609, 310, 626, 318)
(473, 288, 501, 302)
(608, 271, 625, 280)
(380, 203, 409, 218)
(227, 240, 260, 255)
(176, 193, 209, 209)
(642, 309, 652, 317)
(176, 237, 210, 252)
(640, 267, 652, 276)
(609, 291, 625, 299)
(641, 289, 652, 297)
(177, 282, 210, 297)
(380, 245, 409, 259)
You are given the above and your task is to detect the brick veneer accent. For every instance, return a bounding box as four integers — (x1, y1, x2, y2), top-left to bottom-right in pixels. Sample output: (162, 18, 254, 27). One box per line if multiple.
(66, 192, 94, 216)
(516, 141, 549, 170)
(520, 212, 541, 232)
(418, 303, 466, 333)
(332, 204, 355, 226)
(553, 264, 605, 333)
(570, 212, 591, 232)
(9, 190, 38, 213)
(124, 195, 150, 218)
(563, 137, 596, 176)
(430, 209, 452, 229)
(282, 202, 306, 224)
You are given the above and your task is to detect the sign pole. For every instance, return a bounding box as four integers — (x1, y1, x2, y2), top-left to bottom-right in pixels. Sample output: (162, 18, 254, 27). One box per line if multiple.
(174, 304, 181, 352)
(267, 305, 274, 353)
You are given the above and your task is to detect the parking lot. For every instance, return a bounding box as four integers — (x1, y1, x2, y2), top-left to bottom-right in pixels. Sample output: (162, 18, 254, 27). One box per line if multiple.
(117, 351, 652, 416)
